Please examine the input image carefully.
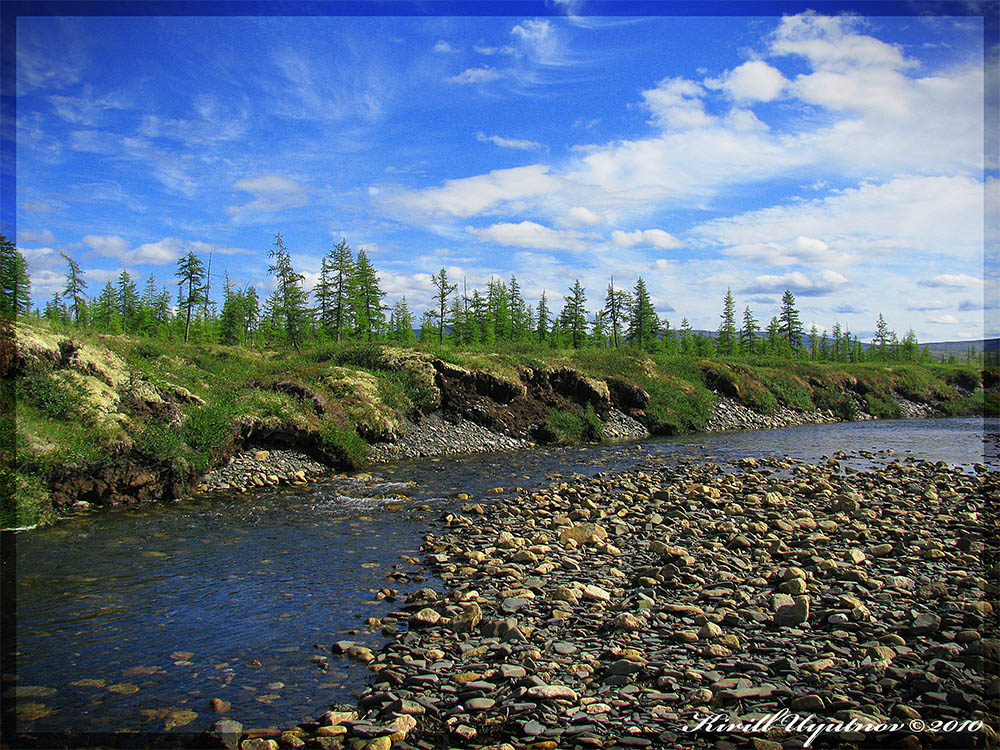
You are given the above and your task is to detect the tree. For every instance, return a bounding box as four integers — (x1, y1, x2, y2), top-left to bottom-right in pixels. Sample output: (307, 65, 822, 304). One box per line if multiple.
(0, 234, 31, 319)
(740, 305, 759, 355)
(627, 277, 657, 351)
(809, 324, 820, 360)
(389, 296, 416, 344)
(603, 276, 630, 349)
(175, 251, 206, 343)
(350, 250, 385, 341)
(60, 252, 87, 330)
(536, 291, 551, 344)
(318, 238, 354, 341)
(679, 317, 693, 355)
(778, 289, 804, 354)
(560, 280, 588, 349)
(509, 275, 532, 341)
(717, 288, 738, 356)
(765, 315, 783, 355)
(873, 313, 892, 359)
(218, 274, 246, 345)
(92, 281, 119, 332)
(431, 267, 457, 346)
(267, 233, 310, 352)
(116, 270, 139, 334)
(243, 286, 260, 347)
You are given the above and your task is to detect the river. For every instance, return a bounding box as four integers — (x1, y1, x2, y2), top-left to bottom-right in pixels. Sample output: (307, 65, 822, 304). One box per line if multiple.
(7, 417, 997, 741)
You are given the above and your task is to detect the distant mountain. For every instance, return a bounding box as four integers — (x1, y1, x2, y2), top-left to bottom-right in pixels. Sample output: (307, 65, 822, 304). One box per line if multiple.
(922, 338, 999, 358)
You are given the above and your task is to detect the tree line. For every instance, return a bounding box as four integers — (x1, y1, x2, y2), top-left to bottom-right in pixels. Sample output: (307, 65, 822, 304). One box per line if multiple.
(0, 232, 953, 364)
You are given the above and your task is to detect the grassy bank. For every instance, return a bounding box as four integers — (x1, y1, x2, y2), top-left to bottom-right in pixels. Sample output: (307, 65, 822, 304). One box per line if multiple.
(3, 320, 995, 528)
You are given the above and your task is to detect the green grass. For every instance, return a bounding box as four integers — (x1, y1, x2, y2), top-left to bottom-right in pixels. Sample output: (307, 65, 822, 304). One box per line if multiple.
(544, 404, 605, 443)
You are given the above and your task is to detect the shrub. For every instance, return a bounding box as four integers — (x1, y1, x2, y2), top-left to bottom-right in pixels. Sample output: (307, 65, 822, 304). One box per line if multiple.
(544, 404, 605, 443)
(319, 422, 369, 467)
(644, 377, 713, 434)
(331, 343, 387, 370)
(865, 393, 903, 419)
(761, 372, 816, 412)
(15, 364, 88, 422)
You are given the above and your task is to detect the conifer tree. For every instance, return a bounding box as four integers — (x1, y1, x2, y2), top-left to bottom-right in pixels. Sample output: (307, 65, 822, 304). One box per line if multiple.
(809, 324, 820, 360)
(603, 276, 630, 349)
(350, 250, 385, 341)
(679, 317, 693, 355)
(218, 274, 245, 345)
(326, 238, 354, 341)
(243, 286, 259, 347)
(766, 315, 783, 355)
(778, 289, 804, 354)
(116, 270, 139, 334)
(560, 280, 588, 349)
(175, 251, 205, 343)
(0, 234, 31, 319)
(267, 233, 310, 352)
(740, 305, 759, 355)
(717, 288, 738, 356)
(431, 267, 457, 346)
(389, 296, 416, 344)
(591, 309, 608, 347)
(93, 281, 119, 332)
(418, 310, 439, 343)
(873, 313, 892, 359)
(536, 291, 551, 344)
(60, 252, 87, 330)
(509, 275, 531, 341)
(627, 277, 658, 351)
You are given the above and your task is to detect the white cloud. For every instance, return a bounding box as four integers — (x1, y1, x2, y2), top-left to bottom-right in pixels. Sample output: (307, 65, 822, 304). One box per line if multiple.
(388, 164, 562, 219)
(565, 206, 602, 226)
(610, 229, 682, 250)
(476, 132, 544, 151)
(448, 67, 503, 84)
(928, 313, 960, 325)
(17, 229, 55, 246)
(771, 13, 914, 72)
(82, 234, 130, 258)
(433, 40, 454, 53)
(474, 44, 516, 56)
(472, 221, 587, 251)
(641, 77, 713, 131)
(511, 19, 560, 64)
(741, 270, 850, 297)
(918, 273, 983, 289)
(226, 175, 308, 219)
(698, 176, 983, 262)
(705, 60, 787, 102)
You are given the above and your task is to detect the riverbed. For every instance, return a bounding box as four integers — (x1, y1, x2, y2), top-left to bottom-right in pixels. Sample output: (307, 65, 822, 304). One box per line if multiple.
(8, 417, 997, 741)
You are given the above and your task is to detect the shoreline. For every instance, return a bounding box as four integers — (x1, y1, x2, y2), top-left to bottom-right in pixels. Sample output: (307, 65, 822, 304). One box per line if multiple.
(208, 446, 998, 750)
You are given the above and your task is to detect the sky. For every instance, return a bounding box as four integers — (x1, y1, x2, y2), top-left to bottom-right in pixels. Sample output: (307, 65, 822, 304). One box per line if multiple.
(9, 2, 997, 342)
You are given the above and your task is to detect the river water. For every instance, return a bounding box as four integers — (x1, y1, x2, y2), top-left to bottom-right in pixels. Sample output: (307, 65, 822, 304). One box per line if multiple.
(8, 417, 997, 740)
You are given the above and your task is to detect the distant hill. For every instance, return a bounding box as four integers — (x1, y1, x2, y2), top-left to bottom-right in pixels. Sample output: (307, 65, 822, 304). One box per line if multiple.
(922, 338, 998, 359)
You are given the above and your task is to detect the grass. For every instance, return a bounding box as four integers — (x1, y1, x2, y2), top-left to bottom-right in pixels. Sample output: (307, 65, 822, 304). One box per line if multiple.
(6, 319, 997, 527)
(544, 404, 605, 443)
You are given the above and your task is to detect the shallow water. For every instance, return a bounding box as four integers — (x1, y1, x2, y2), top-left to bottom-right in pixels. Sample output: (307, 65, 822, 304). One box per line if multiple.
(9, 417, 996, 739)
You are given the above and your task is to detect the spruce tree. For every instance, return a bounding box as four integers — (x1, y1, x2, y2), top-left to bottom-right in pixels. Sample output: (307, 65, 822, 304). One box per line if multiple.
(873, 313, 891, 360)
(60, 252, 87, 330)
(627, 277, 658, 351)
(175, 251, 206, 343)
(350, 250, 385, 341)
(603, 276, 630, 349)
(328, 238, 354, 341)
(717, 288, 738, 356)
(267, 233, 310, 352)
(0, 234, 31, 319)
(679, 317, 693, 355)
(93, 281, 118, 332)
(116, 270, 139, 334)
(740, 305, 759, 355)
(431, 267, 457, 346)
(218, 274, 245, 345)
(560, 280, 588, 349)
(536, 291, 551, 344)
(509, 275, 531, 341)
(389, 296, 416, 344)
(778, 289, 804, 354)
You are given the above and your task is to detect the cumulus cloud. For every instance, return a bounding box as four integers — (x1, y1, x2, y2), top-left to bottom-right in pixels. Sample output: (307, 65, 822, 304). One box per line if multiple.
(433, 40, 454, 53)
(641, 77, 713, 131)
(610, 229, 682, 250)
(82, 234, 130, 259)
(471, 221, 588, 251)
(389, 164, 562, 219)
(705, 60, 787, 102)
(741, 270, 849, 297)
(917, 274, 983, 289)
(565, 206, 602, 226)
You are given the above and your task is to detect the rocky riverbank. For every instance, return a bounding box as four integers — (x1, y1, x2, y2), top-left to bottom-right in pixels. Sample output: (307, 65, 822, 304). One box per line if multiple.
(223, 451, 998, 750)
(196, 449, 331, 494)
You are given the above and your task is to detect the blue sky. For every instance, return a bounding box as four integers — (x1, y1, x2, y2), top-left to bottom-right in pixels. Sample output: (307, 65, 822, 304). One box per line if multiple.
(11, 3, 995, 341)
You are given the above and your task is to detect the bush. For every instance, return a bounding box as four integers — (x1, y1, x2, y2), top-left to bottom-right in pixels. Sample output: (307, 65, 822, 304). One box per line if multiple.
(319, 422, 369, 467)
(181, 398, 237, 467)
(0, 469, 54, 528)
(644, 377, 713, 434)
(15, 364, 89, 422)
(761, 372, 816, 412)
(544, 404, 605, 443)
(865, 393, 903, 419)
(330, 343, 387, 370)
(813, 384, 857, 420)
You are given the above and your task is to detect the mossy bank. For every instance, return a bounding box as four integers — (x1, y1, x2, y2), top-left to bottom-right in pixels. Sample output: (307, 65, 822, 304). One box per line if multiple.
(2, 320, 996, 528)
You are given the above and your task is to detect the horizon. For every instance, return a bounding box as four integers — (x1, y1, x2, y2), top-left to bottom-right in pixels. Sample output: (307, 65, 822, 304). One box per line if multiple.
(7, 2, 995, 343)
